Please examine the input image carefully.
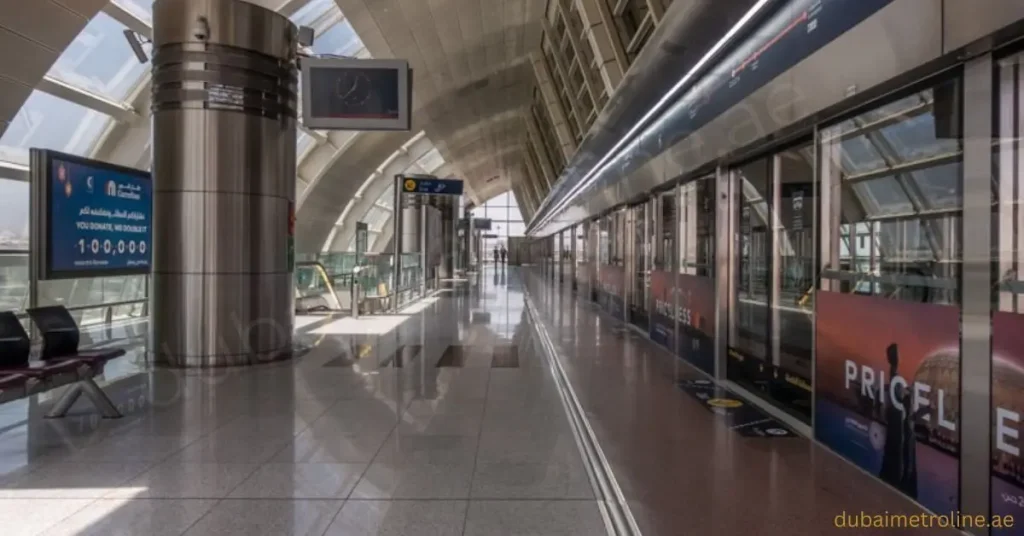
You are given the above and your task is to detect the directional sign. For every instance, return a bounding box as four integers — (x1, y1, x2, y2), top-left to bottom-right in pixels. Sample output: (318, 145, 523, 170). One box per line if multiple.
(400, 176, 463, 196)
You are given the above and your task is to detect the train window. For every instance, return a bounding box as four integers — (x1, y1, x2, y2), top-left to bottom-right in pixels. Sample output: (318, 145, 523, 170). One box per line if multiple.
(655, 192, 675, 271)
(820, 78, 963, 305)
(731, 157, 772, 367)
(679, 177, 715, 277)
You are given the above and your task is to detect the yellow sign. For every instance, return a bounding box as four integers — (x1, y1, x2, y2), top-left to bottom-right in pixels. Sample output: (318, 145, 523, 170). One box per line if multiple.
(404, 179, 417, 192)
(707, 398, 743, 409)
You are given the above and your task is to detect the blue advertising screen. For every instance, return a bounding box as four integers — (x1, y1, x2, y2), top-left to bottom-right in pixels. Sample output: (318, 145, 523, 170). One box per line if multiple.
(46, 154, 152, 278)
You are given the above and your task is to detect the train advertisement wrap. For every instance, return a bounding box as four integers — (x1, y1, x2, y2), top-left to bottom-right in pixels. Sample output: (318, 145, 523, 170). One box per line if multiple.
(992, 311, 1024, 533)
(814, 291, 960, 514)
(45, 153, 152, 279)
(598, 265, 624, 319)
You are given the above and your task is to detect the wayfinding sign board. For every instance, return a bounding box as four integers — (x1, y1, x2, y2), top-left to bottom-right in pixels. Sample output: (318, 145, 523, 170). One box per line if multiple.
(400, 175, 463, 196)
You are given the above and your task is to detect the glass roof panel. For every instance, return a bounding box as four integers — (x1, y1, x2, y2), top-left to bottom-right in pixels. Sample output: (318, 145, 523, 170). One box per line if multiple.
(313, 19, 364, 56)
(365, 206, 390, 230)
(112, 0, 154, 24)
(290, 0, 337, 27)
(376, 184, 395, 209)
(415, 148, 445, 173)
(874, 108, 959, 163)
(48, 12, 148, 101)
(297, 131, 314, 155)
(0, 90, 112, 164)
(849, 177, 914, 217)
(908, 163, 962, 211)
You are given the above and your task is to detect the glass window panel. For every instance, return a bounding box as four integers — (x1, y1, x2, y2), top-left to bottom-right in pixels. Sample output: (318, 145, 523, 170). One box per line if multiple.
(0, 177, 29, 312)
(366, 206, 390, 230)
(506, 221, 526, 236)
(376, 184, 395, 209)
(0, 178, 29, 250)
(0, 90, 113, 164)
(313, 20, 364, 57)
(0, 262, 29, 327)
(48, 12, 148, 101)
(508, 199, 523, 221)
(821, 79, 962, 305)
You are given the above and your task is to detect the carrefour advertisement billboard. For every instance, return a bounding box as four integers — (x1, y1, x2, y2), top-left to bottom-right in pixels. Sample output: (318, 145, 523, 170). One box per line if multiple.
(32, 149, 152, 279)
(814, 291, 960, 514)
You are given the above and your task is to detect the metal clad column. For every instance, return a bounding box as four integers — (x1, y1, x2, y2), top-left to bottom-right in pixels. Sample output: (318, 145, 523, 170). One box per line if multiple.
(151, 0, 297, 367)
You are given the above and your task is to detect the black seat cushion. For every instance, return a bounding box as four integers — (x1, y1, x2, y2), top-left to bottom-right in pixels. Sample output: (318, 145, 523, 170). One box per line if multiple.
(26, 306, 80, 360)
(0, 311, 31, 369)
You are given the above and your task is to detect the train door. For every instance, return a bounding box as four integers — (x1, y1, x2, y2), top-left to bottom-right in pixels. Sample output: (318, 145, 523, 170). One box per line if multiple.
(727, 141, 816, 424)
(677, 176, 717, 375)
(627, 201, 652, 330)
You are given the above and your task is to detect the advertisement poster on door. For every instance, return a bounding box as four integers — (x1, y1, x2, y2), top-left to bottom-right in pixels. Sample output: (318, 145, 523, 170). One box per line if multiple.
(598, 265, 624, 318)
(650, 269, 676, 351)
(814, 291, 960, 514)
(992, 311, 1024, 532)
(677, 273, 715, 375)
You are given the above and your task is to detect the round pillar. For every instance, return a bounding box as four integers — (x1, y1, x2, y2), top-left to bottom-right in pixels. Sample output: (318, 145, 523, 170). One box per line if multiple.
(150, 0, 297, 367)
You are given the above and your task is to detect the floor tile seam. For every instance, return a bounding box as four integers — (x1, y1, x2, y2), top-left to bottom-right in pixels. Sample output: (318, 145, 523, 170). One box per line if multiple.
(181, 498, 227, 536)
(459, 341, 497, 536)
(343, 415, 406, 502)
(523, 278, 638, 536)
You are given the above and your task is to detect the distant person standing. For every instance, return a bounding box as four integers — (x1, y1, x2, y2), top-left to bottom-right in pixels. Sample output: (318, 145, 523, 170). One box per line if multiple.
(500, 246, 507, 265)
(492, 246, 499, 265)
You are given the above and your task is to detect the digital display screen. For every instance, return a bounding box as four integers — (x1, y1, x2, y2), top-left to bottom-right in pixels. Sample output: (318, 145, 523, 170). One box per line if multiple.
(46, 155, 152, 278)
(309, 67, 400, 119)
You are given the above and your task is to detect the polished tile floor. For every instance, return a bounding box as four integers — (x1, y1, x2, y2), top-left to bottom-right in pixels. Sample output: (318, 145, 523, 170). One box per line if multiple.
(0, 266, 604, 536)
(0, 266, 948, 535)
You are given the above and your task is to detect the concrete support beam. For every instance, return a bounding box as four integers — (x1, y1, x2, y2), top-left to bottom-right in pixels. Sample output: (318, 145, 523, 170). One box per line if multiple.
(574, 0, 627, 93)
(530, 52, 576, 161)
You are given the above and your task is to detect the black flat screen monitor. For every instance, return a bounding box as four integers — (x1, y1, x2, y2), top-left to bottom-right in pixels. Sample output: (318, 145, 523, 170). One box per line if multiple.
(30, 149, 153, 280)
(301, 57, 411, 131)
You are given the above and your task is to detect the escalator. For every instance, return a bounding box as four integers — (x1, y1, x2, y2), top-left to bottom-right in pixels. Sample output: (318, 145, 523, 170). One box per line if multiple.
(294, 261, 347, 314)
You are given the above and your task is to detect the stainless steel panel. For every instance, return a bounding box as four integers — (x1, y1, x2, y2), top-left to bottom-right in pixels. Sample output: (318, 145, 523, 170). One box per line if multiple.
(151, 272, 294, 367)
(944, 0, 1024, 53)
(152, 0, 297, 58)
(152, 109, 296, 199)
(152, 191, 290, 274)
(960, 52, 994, 532)
(151, 0, 297, 368)
(787, 0, 942, 123)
